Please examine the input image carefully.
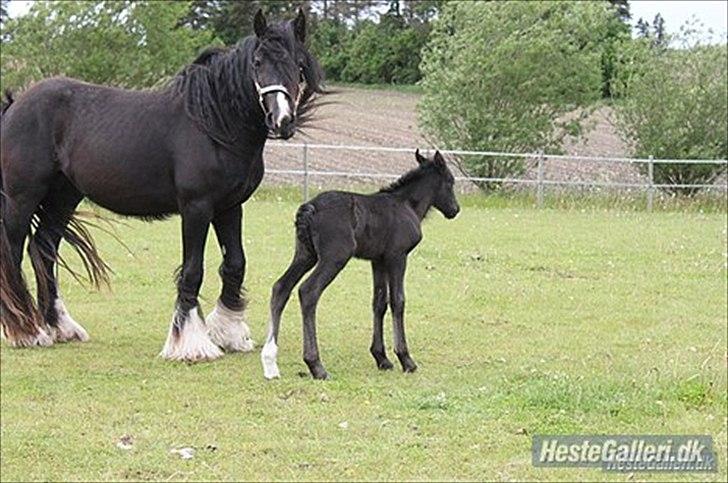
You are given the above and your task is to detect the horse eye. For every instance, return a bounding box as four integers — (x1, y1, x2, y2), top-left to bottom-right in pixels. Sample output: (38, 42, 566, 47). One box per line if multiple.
(253, 58, 261, 69)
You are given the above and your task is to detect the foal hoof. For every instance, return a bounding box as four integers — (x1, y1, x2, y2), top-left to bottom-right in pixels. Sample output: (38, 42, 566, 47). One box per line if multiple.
(312, 371, 330, 381)
(402, 359, 418, 373)
(308, 365, 330, 380)
(377, 359, 394, 370)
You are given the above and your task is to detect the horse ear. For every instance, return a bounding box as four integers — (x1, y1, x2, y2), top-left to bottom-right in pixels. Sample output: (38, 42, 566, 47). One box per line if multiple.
(415, 149, 427, 165)
(254, 9, 267, 38)
(293, 8, 306, 43)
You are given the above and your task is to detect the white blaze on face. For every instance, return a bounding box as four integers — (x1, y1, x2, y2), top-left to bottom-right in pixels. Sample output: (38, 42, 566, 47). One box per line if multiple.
(274, 91, 291, 127)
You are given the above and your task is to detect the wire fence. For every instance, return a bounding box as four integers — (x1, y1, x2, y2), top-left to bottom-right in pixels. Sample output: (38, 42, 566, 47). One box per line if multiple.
(265, 142, 728, 211)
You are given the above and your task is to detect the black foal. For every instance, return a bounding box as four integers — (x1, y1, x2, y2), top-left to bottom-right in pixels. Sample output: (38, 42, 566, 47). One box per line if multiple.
(262, 150, 460, 380)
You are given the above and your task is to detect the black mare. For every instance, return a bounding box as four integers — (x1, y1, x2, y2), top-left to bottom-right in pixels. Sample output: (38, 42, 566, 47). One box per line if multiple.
(0, 10, 323, 362)
(261, 150, 460, 379)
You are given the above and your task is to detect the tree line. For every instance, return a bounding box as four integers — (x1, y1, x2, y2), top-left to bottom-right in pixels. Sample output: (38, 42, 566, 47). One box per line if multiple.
(1, 1, 725, 194)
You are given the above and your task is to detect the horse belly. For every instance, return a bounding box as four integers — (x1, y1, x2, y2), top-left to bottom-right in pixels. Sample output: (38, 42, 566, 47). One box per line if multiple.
(63, 149, 178, 217)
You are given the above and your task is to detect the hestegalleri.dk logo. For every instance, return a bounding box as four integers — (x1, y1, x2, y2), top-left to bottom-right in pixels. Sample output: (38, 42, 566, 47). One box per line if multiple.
(532, 435, 718, 472)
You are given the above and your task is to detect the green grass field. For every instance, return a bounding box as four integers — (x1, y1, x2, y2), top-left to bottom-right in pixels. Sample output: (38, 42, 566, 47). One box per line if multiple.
(1, 194, 726, 481)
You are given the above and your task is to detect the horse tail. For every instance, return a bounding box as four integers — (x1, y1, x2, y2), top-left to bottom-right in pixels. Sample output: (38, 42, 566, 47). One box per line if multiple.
(28, 207, 112, 304)
(294, 202, 317, 255)
(0, 89, 14, 117)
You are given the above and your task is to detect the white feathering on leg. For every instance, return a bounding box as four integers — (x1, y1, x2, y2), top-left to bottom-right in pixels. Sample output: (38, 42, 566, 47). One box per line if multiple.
(160, 306, 223, 362)
(206, 301, 254, 352)
(2, 326, 54, 347)
(53, 299, 90, 343)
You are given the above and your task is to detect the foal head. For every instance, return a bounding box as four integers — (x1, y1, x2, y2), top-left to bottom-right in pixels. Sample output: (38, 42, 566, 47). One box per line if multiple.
(415, 150, 460, 219)
(252, 9, 322, 139)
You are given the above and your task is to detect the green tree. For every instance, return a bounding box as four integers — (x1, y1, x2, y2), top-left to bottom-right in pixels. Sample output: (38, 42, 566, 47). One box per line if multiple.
(613, 25, 728, 194)
(636, 18, 650, 38)
(0, 1, 213, 92)
(179, 0, 304, 45)
(652, 13, 666, 48)
(338, 13, 428, 84)
(419, 1, 611, 191)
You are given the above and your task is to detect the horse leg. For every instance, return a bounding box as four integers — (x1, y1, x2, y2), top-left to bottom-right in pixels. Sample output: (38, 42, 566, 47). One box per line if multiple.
(159, 201, 222, 362)
(261, 239, 316, 379)
(205, 205, 254, 352)
(387, 256, 417, 372)
(0, 192, 53, 347)
(29, 177, 87, 343)
(298, 254, 350, 380)
(370, 260, 393, 370)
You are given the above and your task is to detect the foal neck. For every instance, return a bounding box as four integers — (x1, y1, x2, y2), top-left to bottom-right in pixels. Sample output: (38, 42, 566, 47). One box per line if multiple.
(392, 173, 438, 220)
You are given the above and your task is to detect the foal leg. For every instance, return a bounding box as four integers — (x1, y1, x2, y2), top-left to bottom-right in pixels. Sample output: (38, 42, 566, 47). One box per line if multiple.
(370, 261, 393, 370)
(29, 178, 87, 343)
(298, 254, 351, 380)
(261, 240, 316, 379)
(205, 205, 254, 352)
(388, 256, 417, 372)
(160, 201, 222, 362)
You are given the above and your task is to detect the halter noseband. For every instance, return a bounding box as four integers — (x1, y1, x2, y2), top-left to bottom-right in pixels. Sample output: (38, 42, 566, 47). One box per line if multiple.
(255, 81, 305, 113)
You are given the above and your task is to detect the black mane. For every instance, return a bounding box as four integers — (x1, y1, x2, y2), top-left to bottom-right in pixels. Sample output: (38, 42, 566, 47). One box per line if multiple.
(169, 22, 324, 150)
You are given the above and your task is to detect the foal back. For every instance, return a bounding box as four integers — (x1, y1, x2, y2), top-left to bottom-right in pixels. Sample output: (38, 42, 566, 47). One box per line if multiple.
(298, 191, 423, 262)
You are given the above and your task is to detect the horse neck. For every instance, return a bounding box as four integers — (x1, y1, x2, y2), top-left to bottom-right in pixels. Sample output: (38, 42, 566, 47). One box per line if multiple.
(393, 173, 438, 220)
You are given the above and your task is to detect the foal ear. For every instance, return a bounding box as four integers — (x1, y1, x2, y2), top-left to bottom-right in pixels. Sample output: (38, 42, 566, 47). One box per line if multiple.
(254, 9, 267, 38)
(433, 150, 446, 166)
(293, 8, 306, 43)
(415, 149, 427, 165)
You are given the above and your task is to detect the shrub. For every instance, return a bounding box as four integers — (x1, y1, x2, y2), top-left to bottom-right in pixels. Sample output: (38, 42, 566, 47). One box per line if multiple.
(418, 1, 611, 191)
(613, 26, 728, 195)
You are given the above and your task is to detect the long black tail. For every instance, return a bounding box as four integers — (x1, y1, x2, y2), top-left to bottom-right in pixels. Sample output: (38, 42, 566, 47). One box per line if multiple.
(0, 182, 49, 344)
(0, 89, 14, 117)
(294, 202, 317, 255)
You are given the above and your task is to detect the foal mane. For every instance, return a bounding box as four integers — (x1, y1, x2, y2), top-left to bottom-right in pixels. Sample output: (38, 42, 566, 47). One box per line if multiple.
(379, 162, 440, 194)
(168, 22, 324, 149)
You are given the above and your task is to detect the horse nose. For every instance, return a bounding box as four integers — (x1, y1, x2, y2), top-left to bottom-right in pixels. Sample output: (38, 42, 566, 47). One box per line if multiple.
(277, 115, 295, 139)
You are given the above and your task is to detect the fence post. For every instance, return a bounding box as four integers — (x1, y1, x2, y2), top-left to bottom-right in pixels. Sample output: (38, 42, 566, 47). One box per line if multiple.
(647, 155, 654, 212)
(302, 142, 309, 202)
(536, 150, 544, 208)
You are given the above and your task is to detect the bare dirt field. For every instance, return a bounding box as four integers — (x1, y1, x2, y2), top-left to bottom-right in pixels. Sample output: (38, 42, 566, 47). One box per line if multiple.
(262, 86, 647, 193)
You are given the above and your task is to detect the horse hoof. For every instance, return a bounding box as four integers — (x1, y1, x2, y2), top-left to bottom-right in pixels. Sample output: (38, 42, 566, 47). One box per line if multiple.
(3, 327, 54, 348)
(206, 301, 254, 352)
(52, 300, 90, 343)
(160, 306, 223, 363)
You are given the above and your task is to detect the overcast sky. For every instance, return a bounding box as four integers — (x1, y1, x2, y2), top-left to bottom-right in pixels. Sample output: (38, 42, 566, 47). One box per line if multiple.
(6, 0, 728, 41)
